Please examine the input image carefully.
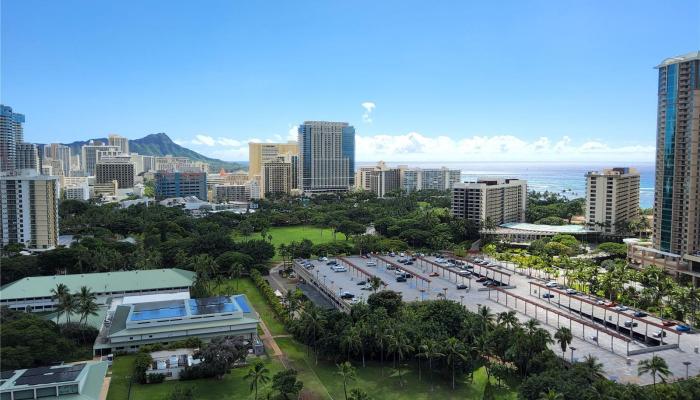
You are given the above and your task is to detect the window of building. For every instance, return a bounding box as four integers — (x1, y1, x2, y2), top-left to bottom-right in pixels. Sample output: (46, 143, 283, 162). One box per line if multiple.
(13, 389, 36, 400)
(58, 384, 79, 395)
(36, 387, 57, 398)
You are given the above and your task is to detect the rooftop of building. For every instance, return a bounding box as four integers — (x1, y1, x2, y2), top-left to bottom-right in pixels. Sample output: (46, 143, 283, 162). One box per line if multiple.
(0, 268, 196, 300)
(102, 294, 258, 342)
(656, 51, 700, 68)
(454, 178, 525, 187)
(586, 167, 639, 176)
(0, 361, 108, 400)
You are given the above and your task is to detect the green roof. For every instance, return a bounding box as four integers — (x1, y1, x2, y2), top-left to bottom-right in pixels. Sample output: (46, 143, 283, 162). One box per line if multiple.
(0, 269, 196, 300)
(0, 361, 108, 400)
(43, 307, 108, 329)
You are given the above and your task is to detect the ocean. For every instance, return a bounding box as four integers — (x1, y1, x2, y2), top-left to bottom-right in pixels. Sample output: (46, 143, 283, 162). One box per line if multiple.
(356, 161, 655, 209)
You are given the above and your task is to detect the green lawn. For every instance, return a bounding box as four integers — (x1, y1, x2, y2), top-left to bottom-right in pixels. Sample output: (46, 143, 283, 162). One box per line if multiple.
(276, 337, 518, 400)
(214, 278, 286, 336)
(234, 225, 348, 260)
(107, 354, 285, 400)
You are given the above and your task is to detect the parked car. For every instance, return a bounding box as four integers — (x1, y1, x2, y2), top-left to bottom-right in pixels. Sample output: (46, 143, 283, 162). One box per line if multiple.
(326, 260, 338, 266)
(319, 256, 328, 261)
(456, 284, 468, 290)
(662, 320, 677, 327)
(366, 261, 377, 267)
(340, 292, 355, 299)
(331, 265, 347, 272)
(603, 301, 617, 307)
(652, 330, 667, 338)
(429, 272, 439, 277)
(357, 281, 366, 285)
(405, 261, 414, 265)
(676, 325, 691, 332)
(623, 320, 638, 328)
(633, 311, 648, 318)
(588, 335, 598, 342)
(396, 276, 407, 282)
(476, 277, 488, 282)
(613, 305, 629, 311)
(386, 265, 396, 270)
(545, 281, 558, 288)
(596, 300, 606, 305)
(565, 289, 577, 295)
(542, 293, 555, 299)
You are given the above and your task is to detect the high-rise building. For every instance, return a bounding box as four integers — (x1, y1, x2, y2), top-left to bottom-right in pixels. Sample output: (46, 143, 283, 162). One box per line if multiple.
(108, 134, 130, 154)
(46, 159, 65, 177)
(585, 168, 640, 234)
(0, 105, 26, 173)
(399, 167, 461, 192)
(81, 143, 120, 175)
(248, 141, 299, 180)
(154, 171, 207, 200)
(43, 143, 72, 176)
(298, 121, 355, 194)
(355, 166, 377, 191)
(214, 184, 250, 203)
(16, 143, 40, 173)
(154, 155, 205, 173)
(652, 51, 700, 256)
(262, 160, 292, 197)
(64, 181, 90, 201)
(96, 156, 135, 189)
(0, 172, 60, 249)
(370, 168, 401, 198)
(451, 178, 527, 225)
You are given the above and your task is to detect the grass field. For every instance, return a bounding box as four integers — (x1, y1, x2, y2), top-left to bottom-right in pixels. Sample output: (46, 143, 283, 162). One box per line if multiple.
(107, 354, 285, 400)
(276, 337, 518, 400)
(233, 225, 348, 260)
(214, 278, 286, 336)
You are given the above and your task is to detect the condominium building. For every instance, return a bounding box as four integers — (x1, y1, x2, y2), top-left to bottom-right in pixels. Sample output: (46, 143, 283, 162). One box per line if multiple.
(64, 181, 90, 201)
(96, 157, 135, 189)
(370, 168, 401, 198)
(46, 158, 65, 177)
(154, 155, 207, 173)
(16, 142, 40, 173)
(81, 143, 120, 175)
(400, 167, 461, 192)
(108, 134, 130, 154)
(298, 121, 355, 193)
(155, 171, 207, 200)
(0, 172, 60, 250)
(214, 184, 250, 203)
(248, 141, 298, 179)
(585, 168, 640, 234)
(43, 143, 72, 176)
(92, 180, 119, 198)
(0, 104, 25, 173)
(451, 178, 527, 225)
(262, 159, 292, 197)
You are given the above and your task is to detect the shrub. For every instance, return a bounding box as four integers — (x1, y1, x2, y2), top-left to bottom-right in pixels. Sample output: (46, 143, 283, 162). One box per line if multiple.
(148, 373, 166, 384)
(250, 270, 288, 324)
(133, 353, 153, 384)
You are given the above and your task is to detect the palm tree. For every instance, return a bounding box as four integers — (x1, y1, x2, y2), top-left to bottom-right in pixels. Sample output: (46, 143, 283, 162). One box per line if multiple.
(283, 289, 299, 320)
(300, 303, 325, 365)
(50, 283, 70, 324)
(229, 262, 243, 292)
(76, 286, 99, 328)
(388, 333, 414, 387)
(638, 355, 671, 396)
(244, 360, 270, 400)
(348, 388, 371, 400)
(497, 311, 519, 330)
(417, 339, 444, 391)
(538, 388, 564, 400)
(60, 294, 78, 325)
(443, 337, 469, 390)
(478, 305, 495, 333)
(368, 276, 382, 293)
(336, 361, 356, 400)
(554, 327, 573, 359)
(580, 355, 606, 381)
(341, 325, 364, 365)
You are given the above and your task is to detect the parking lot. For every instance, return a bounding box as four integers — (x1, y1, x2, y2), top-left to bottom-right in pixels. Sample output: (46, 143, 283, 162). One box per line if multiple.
(292, 252, 700, 384)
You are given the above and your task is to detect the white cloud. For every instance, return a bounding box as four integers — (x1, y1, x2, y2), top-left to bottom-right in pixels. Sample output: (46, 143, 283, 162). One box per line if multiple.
(361, 101, 376, 123)
(180, 129, 654, 163)
(288, 125, 298, 141)
(355, 132, 654, 162)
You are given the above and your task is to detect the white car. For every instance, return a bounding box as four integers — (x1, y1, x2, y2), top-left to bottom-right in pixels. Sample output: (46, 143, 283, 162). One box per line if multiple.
(436, 258, 446, 263)
(331, 265, 348, 272)
(565, 289, 577, 295)
(614, 305, 629, 311)
(366, 261, 377, 267)
(545, 281, 558, 288)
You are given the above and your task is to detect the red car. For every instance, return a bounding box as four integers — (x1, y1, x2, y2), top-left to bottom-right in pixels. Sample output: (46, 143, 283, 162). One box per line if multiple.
(429, 272, 439, 277)
(603, 301, 616, 307)
(662, 320, 677, 327)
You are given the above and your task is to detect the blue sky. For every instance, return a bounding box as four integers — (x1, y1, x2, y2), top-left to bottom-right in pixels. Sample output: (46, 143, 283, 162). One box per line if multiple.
(2, 0, 699, 162)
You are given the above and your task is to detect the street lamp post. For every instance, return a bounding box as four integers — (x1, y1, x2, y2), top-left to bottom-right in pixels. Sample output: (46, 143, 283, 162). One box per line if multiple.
(570, 346, 576, 363)
(443, 288, 448, 298)
(460, 295, 464, 306)
(683, 361, 692, 379)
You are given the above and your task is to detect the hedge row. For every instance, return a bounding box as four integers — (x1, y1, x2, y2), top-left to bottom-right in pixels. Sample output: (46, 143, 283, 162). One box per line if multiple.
(250, 270, 288, 325)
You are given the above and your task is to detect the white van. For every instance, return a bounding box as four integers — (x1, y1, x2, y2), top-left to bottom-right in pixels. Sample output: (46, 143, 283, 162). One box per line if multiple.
(331, 265, 348, 272)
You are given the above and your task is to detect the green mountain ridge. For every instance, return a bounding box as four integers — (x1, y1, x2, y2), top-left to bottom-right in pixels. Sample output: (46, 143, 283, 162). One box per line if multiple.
(55, 133, 246, 172)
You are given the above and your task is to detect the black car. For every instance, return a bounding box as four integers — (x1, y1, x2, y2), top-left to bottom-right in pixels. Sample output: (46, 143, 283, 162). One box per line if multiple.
(633, 311, 648, 318)
(356, 281, 366, 285)
(396, 276, 407, 282)
(340, 292, 355, 299)
(456, 284, 468, 290)
(405, 261, 414, 265)
(326, 260, 338, 266)
(542, 293, 555, 299)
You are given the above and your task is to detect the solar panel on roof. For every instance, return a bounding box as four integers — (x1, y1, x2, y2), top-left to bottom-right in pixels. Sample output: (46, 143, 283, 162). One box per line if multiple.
(188, 296, 238, 315)
(0, 371, 15, 379)
(130, 305, 186, 321)
(15, 364, 85, 386)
